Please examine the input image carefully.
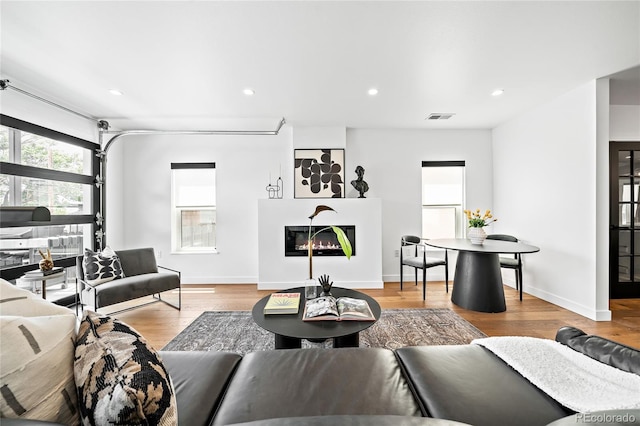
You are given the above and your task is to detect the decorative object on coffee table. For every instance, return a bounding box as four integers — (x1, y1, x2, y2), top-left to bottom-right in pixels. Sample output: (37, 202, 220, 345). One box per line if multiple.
(350, 165, 369, 198)
(464, 209, 497, 245)
(306, 205, 352, 280)
(318, 274, 333, 296)
(38, 248, 54, 271)
(304, 278, 317, 299)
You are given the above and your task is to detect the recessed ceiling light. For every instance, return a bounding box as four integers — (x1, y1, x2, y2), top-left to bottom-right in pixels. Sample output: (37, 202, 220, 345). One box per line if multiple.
(243, 88, 255, 96)
(368, 88, 379, 96)
(109, 89, 123, 96)
(491, 89, 505, 97)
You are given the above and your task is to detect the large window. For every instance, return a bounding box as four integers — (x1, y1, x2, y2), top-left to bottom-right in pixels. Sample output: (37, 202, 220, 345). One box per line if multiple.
(421, 161, 465, 239)
(171, 163, 216, 253)
(0, 115, 99, 285)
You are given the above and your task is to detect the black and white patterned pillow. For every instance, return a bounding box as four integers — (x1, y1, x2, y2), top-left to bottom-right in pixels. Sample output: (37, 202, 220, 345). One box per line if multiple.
(83, 247, 124, 285)
(74, 311, 177, 426)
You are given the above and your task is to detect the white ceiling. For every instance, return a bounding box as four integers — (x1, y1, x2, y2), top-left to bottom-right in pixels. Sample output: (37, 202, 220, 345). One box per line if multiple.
(1, 1, 639, 131)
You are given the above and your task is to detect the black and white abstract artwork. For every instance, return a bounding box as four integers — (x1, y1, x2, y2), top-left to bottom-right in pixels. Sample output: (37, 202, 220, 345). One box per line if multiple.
(294, 149, 345, 198)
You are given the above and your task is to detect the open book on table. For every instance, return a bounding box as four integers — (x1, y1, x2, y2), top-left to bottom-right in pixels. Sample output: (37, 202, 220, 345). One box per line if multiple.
(302, 296, 375, 321)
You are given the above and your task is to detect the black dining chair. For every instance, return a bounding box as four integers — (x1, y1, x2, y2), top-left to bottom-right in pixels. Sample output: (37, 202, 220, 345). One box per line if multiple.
(400, 235, 448, 301)
(486, 234, 524, 301)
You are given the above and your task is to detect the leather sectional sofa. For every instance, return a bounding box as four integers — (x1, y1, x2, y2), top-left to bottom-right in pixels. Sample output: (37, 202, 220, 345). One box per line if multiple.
(4, 326, 638, 426)
(164, 326, 638, 426)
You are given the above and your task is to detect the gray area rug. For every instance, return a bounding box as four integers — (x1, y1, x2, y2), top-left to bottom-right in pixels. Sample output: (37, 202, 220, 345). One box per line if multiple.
(162, 308, 487, 355)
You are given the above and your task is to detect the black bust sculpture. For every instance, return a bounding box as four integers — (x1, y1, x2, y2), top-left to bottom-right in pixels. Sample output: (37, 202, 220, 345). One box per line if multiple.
(351, 165, 369, 198)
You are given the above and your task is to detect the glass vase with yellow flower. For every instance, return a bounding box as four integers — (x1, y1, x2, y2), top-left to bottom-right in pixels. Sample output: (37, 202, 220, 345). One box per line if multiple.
(464, 209, 497, 245)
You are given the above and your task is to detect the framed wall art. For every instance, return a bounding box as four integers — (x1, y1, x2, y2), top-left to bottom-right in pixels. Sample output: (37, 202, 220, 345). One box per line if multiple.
(294, 149, 345, 198)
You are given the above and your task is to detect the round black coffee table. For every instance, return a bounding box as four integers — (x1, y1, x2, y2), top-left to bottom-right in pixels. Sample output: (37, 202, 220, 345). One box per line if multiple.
(252, 286, 381, 349)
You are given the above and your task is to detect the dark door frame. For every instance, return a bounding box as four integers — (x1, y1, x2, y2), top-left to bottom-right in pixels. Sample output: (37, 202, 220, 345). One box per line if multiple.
(609, 141, 640, 299)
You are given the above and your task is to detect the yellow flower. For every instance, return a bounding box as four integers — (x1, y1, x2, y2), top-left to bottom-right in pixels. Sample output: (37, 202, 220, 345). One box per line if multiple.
(465, 208, 497, 228)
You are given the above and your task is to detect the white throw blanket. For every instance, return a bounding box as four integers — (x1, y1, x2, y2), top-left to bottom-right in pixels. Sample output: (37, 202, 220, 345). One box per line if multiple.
(472, 336, 640, 412)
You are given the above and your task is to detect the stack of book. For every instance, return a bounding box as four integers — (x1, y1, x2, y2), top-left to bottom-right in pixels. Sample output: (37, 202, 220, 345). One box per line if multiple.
(263, 292, 301, 315)
(24, 266, 64, 277)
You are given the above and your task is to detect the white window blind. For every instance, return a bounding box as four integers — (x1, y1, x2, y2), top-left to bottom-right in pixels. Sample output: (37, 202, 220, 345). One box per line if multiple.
(421, 161, 465, 240)
(171, 163, 217, 253)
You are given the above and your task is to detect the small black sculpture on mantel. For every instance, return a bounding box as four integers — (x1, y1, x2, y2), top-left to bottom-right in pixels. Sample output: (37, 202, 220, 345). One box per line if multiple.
(318, 274, 333, 296)
(351, 165, 369, 198)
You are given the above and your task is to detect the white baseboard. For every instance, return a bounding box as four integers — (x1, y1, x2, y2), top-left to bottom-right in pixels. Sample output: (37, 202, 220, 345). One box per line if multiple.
(526, 285, 611, 321)
(181, 276, 258, 285)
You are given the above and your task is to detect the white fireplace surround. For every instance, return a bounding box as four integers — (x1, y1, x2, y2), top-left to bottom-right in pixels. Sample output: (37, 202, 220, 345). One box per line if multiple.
(258, 198, 383, 290)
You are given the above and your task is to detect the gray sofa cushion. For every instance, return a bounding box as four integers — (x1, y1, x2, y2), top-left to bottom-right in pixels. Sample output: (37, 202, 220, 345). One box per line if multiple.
(395, 345, 571, 426)
(212, 348, 422, 425)
(160, 351, 242, 426)
(116, 247, 158, 276)
(92, 272, 179, 307)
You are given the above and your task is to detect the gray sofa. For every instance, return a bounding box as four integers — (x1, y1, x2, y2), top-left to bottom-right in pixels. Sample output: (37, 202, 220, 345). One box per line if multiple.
(75, 247, 181, 312)
(4, 326, 638, 426)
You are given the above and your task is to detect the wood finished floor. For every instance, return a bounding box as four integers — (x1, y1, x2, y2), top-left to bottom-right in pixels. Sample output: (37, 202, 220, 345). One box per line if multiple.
(109, 282, 640, 350)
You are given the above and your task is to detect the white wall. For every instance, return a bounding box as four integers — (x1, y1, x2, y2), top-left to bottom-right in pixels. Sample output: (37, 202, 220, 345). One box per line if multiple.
(258, 198, 383, 289)
(492, 81, 609, 320)
(2, 91, 494, 289)
(115, 129, 292, 283)
(345, 129, 493, 282)
(0, 89, 98, 143)
(596, 79, 610, 318)
(108, 126, 492, 284)
(610, 105, 640, 141)
(105, 136, 125, 248)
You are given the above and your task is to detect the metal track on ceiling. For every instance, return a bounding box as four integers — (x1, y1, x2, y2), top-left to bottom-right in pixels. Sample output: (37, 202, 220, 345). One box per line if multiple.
(0, 79, 286, 153)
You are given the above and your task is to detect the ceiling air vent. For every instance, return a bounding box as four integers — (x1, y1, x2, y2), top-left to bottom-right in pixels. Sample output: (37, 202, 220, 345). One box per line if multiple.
(426, 113, 455, 120)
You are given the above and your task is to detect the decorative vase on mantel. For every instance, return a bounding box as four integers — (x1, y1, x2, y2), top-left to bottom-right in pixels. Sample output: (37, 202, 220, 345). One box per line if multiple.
(468, 227, 487, 245)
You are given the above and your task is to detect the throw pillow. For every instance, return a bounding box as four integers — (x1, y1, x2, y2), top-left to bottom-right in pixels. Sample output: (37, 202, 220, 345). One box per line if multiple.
(83, 247, 125, 286)
(0, 279, 79, 424)
(74, 311, 177, 426)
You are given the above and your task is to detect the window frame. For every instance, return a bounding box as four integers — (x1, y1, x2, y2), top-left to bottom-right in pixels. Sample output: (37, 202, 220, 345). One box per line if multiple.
(0, 114, 100, 281)
(171, 162, 217, 254)
(421, 160, 466, 240)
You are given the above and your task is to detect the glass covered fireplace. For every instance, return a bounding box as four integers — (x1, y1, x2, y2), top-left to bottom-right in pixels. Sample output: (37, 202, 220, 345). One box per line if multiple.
(284, 225, 356, 257)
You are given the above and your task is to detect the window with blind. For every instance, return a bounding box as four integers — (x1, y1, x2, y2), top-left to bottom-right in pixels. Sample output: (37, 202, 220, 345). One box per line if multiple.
(421, 161, 465, 239)
(171, 163, 217, 253)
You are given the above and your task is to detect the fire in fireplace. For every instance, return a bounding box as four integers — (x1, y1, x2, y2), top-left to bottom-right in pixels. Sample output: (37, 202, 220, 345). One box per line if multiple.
(284, 225, 356, 257)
